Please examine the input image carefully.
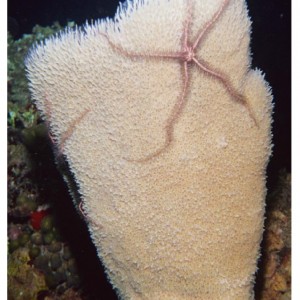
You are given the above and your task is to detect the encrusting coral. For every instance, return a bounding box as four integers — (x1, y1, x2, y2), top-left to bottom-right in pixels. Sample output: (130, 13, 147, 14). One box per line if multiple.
(25, 0, 273, 299)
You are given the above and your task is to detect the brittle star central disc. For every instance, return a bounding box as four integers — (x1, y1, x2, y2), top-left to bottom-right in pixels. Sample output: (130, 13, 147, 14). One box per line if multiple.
(103, 0, 257, 162)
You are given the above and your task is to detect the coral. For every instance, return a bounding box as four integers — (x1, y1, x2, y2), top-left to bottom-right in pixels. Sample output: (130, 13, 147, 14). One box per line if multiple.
(7, 23, 66, 219)
(7, 22, 89, 299)
(25, 0, 273, 299)
(257, 170, 291, 300)
(8, 23, 66, 106)
(7, 143, 38, 218)
(8, 248, 47, 300)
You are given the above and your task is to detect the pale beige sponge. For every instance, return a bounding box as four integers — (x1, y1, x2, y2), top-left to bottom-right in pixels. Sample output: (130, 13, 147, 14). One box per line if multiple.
(25, 0, 273, 299)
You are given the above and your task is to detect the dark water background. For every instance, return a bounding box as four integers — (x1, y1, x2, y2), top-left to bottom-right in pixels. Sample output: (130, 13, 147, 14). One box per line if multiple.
(8, 0, 291, 299)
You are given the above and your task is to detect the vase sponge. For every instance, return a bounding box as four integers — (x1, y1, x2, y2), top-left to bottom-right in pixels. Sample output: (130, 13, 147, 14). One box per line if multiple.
(25, 0, 273, 299)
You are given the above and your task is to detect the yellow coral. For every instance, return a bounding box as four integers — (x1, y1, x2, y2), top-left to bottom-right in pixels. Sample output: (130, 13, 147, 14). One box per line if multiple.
(8, 249, 47, 300)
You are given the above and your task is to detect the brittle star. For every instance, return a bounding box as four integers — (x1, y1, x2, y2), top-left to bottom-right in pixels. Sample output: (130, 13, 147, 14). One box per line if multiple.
(44, 94, 90, 156)
(103, 0, 257, 162)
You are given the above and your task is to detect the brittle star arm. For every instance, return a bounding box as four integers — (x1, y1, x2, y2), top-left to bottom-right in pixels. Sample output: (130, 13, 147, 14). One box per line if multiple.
(59, 108, 91, 154)
(43, 94, 91, 155)
(164, 61, 190, 147)
(192, 0, 230, 50)
(78, 201, 103, 230)
(193, 57, 258, 126)
(128, 2, 193, 162)
(130, 61, 190, 163)
(101, 33, 182, 60)
(182, 0, 193, 49)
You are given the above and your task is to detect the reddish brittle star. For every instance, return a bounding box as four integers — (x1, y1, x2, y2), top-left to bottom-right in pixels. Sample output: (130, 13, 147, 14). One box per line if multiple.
(44, 94, 90, 156)
(104, 0, 257, 162)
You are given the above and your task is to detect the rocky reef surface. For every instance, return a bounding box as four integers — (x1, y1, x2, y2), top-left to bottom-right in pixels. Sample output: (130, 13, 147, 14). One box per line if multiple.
(7, 23, 117, 300)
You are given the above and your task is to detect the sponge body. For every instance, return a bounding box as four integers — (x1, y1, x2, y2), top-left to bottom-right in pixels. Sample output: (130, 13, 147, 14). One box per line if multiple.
(26, 0, 273, 299)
